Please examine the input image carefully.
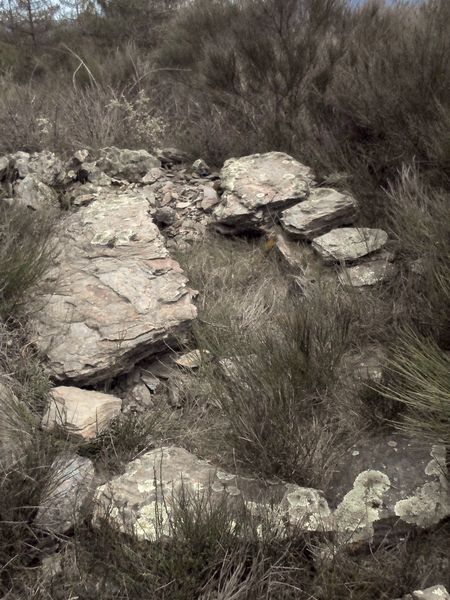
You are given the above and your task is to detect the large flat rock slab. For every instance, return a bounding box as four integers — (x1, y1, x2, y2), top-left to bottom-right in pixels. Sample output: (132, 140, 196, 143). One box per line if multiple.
(28, 189, 197, 384)
(42, 386, 122, 439)
(93, 446, 331, 540)
(328, 433, 450, 544)
(211, 152, 314, 233)
(312, 227, 388, 264)
(280, 188, 357, 240)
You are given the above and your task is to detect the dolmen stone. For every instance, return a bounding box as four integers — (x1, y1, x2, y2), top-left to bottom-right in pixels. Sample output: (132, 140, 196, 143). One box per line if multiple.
(280, 188, 357, 240)
(28, 188, 197, 384)
(211, 152, 314, 233)
(42, 386, 122, 439)
(312, 227, 388, 264)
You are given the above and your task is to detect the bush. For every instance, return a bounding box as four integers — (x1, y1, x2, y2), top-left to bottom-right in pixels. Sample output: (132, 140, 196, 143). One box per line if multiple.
(0, 204, 58, 320)
(381, 328, 450, 450)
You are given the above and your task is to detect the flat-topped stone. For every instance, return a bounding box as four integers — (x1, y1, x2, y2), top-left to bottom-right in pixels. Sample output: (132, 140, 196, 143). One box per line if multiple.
(211, 152, 314, 233)
(312, 227, 388, 264)
(42, 386, 122, 439)
(280, 188, 357, 240)
(28, 188, 197, 384)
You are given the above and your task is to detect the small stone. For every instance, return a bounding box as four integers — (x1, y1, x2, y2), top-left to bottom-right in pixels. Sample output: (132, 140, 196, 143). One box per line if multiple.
(312, 227, 388, 264)
(174, 349, 211, 369)
(200, 186, 220, 211)
(154, 206, 177, 226)
(280, 188, 358, 240)
(42, 387, 122, 439)
(192, 159, 211, 177)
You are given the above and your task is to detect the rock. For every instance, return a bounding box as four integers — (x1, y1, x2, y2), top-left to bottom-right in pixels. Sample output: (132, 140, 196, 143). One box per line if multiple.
(211, 152, 314, 233)
(328, 435, 450, 545)
(192, 158, 211, 177)
(174, 349, 211, 369)
(14, 175, 59, 210)
(35, 454, 95, 533)
(411, 586, 450, 600)
(93, 446, 330, 540)
(396, 586, 450, 600)
(0, 379, 34, 470)
(312, 227, 388, 264)
(42, 386, 122, 439)
(158, 147, 189, 166)
(153, 206, 177, 226)
(199, 186, 220, 212)
(96, 147, 160, 182)
(343, 346, 385, 383)
(14, 150, 64, 185)
(338, 259, 396, 287)
(125, 381, 154, 410)
(28, 188, 197, 384)
(280, 188, 357, 240)
(0, 155, 9, 179)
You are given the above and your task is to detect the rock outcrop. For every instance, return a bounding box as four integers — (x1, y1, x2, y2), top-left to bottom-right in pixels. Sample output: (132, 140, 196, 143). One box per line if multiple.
(211, 152, 314, 233)
(95, 147, 160, 182)
(28, 187, 197, 384)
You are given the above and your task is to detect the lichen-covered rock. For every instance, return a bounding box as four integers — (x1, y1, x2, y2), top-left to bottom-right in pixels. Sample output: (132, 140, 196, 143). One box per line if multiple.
(395, 585, 450, 600)
(338, 258, 395, 287)
(93, 446, 331, 540)
(280, 188, 357, 240)
(9, 150, 64, 185)
(211, 152, 314, 233)
(28, 188, 197, 384)
(42, 386, 122, 439)
(35, 454, 95, 533)
(328, 434, 450, 544)
(312, 227, 388, 264)
(96, 147, 159, 182)
(14, 174, 59, 210)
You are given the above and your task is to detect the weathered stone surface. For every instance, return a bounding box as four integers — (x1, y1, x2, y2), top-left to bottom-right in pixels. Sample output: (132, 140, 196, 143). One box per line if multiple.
(35, 454, 95, 533)
(328, 434, 450, 544)
(312, 227, 388, 264)
(28, 188, 197, 384)
(42, 386, 122, 439)
(14, 175, 59, 210)
(192, 158, 211, 177)
(338, 259, 395, 287)
(157, 147, 189, 165)
(0, 379, 34, 470)
(280, 188, 357, 240)
(93, 446, 330, 540)
(199, 186, 220, 212)
(395, 586, 450, 600)
(174, 349, 211, 369)
(96, 147, 159, 182)
(9, 150, 64, 185)
(211, 152, 314, 233)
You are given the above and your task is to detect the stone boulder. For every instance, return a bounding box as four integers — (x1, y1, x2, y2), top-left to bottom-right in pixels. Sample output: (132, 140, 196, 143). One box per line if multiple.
(13, 175, 59, 210)
(28, 188, 197, 384)
(280, 188, 357, 240)
(211, 152, 314, 233)
(93, 446, 330, 540)
(9, 150, 64, 185)
(312, 227, 388, 264)
(35, 454, 95, 534)
(42, 386, 122, 439)
(96, 147, 160, 182)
